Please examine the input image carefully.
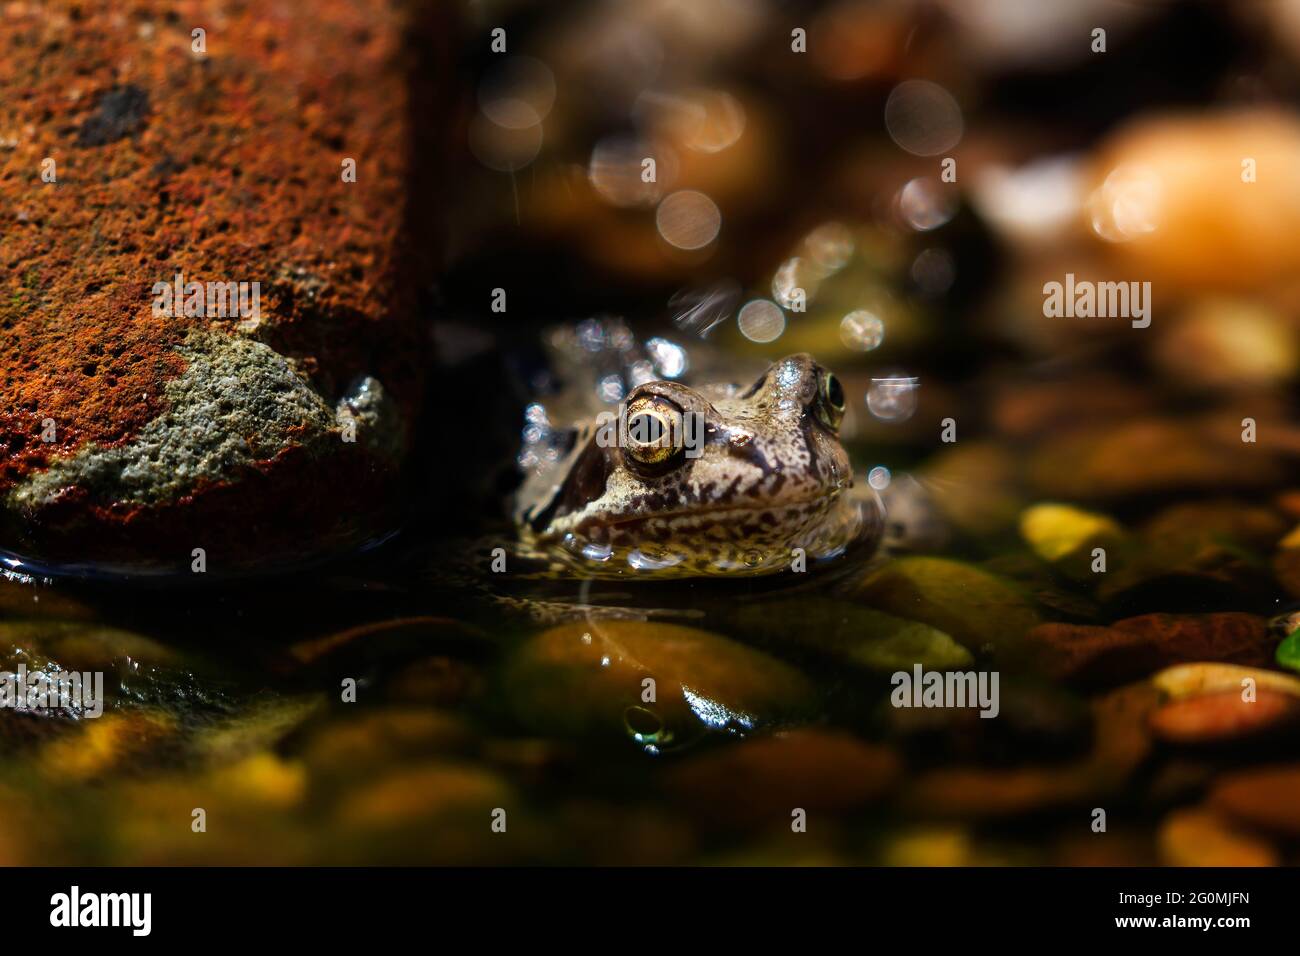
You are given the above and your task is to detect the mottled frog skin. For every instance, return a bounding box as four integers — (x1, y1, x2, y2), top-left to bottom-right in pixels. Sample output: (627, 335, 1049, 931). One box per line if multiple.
(514, 352, 882, 578)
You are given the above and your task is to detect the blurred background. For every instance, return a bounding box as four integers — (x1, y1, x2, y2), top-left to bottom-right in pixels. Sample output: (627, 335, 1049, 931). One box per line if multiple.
(435, 0, 1300, 519)
(423, 0, 1300, 865)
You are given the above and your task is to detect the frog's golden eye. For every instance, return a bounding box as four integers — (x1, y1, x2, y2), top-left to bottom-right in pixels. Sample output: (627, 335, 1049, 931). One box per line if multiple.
(815, 371, 845, 431)
(624, 395, 686, 470)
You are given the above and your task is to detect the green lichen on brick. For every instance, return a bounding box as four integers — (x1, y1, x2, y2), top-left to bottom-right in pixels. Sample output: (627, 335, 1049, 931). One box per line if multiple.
(10, 330, 337, 510)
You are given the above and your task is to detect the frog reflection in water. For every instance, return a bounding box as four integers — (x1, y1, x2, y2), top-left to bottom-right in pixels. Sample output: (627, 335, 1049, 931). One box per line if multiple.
(514, 353, 883, 578)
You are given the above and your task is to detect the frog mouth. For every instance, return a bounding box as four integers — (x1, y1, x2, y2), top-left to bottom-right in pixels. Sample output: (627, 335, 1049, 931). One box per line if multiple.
(593, 487, 849, 531)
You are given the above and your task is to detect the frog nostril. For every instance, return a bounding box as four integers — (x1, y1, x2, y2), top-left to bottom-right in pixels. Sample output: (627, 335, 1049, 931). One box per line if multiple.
(725, 436, 773, 473)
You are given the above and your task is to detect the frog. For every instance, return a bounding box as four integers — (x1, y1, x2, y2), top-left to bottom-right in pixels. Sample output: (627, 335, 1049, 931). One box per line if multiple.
(512, 351, 884, 579)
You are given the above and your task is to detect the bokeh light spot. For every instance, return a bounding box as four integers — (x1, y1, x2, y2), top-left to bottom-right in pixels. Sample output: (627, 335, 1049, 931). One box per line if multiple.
(884, 80, 964, 157)
(656, 190, 722, 250)
(737, 299, 786, 343)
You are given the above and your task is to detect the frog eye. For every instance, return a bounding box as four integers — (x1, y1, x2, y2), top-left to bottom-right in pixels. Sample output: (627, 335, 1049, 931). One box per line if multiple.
(624, 395, 686, 470)
(815, 371, 845, 431)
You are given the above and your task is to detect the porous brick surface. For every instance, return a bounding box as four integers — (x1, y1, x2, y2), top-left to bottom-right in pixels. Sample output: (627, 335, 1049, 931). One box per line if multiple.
(0, 0, 439, 572)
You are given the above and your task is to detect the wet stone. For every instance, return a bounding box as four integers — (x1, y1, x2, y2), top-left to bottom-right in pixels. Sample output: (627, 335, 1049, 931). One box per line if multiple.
(37, 710, 176, 781)
(1157, 807, 1278, 867)
(902, 765, 1087, 820)
(1269, 607, 1300, 641)
(284, 617, 492, 672)
(1095, 502, 1286, 605)
(1274, 525, 1300, 598)
(1026, 613, 1276, 687)
(547, 802, 695, 866)
(1055, 829, 1157, 867)
(901, 682, 1158, 818)
(730, 598, 972, 674)
(1276, 627, 1300, 674)
(1210, 764, 1300, 838)
(1149, 688, 1300, 746)
(1027, 418, 1284, 502)
(480, 738, 579, 788)
(1114, 613, 1275, 664)
(1019, 502, 1126, 579)
(978, 552, 1104, 621)
(500, 619, 818, 744)
(331, 761, 518, 864)
(0, 579, 98, 621)
(0, 620, 178, 672)
(881, 827, 977, 867)
(1142, 500, 1290, 553)
(1278, 491, 1300, 521)
(302, 708, 474, 777)
(334, 762, 513, 827)
(189, 694, 325, 766)
(884, 678, 1091, 766)
(666, 729, 899, 828)
(880, 828, 1039, 867)
(388, 655, 487, 707)
(1088, 110, 1300, 289)
(1152, 661, 1300, 700)
(106, 754, 313, 865)
(0, 620, 212, 740)
(853, 556, 1041, 652)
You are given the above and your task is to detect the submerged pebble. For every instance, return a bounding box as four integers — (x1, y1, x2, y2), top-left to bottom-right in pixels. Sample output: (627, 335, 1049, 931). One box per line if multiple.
(1151, 661, 1300, 699)
(500, 619, 817, 743)
(1028, 418, 1284, 502)
(853, 556, 1041, 652)
(1027, 613, 1276, 686)
(901, 682, 1158, 818)
(1149, 688, 1300, 745)
(730, 598, 972, 673)
(1210, 764, 1300, 837)
(1019, 502, 1126, 579)
(667, 729, 899, 828)
(1157, 807, 1278, 867)
(1148, 660, 1300, 750)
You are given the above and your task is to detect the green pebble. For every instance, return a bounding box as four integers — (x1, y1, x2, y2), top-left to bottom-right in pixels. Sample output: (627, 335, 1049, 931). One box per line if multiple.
(1276, 628, 1300, 673)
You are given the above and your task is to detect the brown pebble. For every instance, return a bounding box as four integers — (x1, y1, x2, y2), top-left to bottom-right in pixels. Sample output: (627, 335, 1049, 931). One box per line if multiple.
(1274, 546, 1300, 599)
(1149, 688, 1300, 744)
(668, 729, 899, 827)
(1276, 491, 1300, 521)
(389, 656, 485, 706)
(1152, 662, 1300, 700)
(1210, 765, 1300, 837)
(336, 763, 513, 828)
(503, 619, 816, 740)
(1027, 612, 1273, 685)
(1158, 807, 1278, 867)
(903, 682, 1158, 818)
(284, 617, 488, 669)
(1087, 110, 1300, 290)
(905, 766, 1080, 819)
(1027, 418, 1285, 501)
